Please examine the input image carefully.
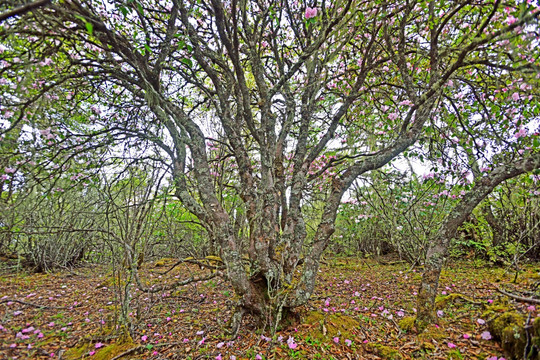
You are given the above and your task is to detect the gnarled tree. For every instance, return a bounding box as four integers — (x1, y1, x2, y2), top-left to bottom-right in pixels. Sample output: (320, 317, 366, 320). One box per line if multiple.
(1, 0, 539, 331)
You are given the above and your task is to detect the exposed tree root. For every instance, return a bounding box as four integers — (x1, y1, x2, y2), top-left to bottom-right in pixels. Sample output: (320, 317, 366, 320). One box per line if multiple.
(228, 306, 245, 340)
(0, 299, 79, 310)
(496, 287, 540, 304)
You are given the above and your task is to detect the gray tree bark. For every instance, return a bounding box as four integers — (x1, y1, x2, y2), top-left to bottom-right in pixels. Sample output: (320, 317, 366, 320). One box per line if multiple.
(416, 154, 540, 330)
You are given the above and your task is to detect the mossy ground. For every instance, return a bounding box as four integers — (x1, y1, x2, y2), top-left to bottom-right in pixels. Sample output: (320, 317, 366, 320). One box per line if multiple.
(0, 257, 538, 359)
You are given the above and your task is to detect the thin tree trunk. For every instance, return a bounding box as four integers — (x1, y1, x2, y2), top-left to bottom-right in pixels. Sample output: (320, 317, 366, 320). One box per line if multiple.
(483, 204, 504, 246)
(416, 154, 540, 330)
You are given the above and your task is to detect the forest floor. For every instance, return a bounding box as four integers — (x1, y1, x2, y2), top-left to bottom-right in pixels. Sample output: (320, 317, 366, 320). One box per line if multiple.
(0, 256, 538, 360)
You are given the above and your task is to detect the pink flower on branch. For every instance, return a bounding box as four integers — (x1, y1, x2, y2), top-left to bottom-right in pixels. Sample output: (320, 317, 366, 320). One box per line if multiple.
(305, 7, 317, 19)
(514, 127, 527, 139)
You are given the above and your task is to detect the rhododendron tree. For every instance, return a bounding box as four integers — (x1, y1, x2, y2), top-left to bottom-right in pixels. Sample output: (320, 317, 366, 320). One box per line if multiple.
(1, 0, 540, 331)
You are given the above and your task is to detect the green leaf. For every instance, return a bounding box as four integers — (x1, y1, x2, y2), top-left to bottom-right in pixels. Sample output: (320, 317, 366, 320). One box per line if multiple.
(85, 22, 93, 36)
(145, 344, 153, 350)
(533, 138, 540, 148)
(119, 6, 129, 16)
(181, 58, 193, 68)
(136, 3, 144, 14)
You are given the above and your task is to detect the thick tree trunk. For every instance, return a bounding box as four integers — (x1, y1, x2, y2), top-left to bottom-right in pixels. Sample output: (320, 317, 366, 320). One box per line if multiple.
(416, 155, 540, 329)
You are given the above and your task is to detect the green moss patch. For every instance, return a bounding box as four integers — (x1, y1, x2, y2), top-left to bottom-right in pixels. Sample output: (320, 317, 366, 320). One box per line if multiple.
(153, 258, 176, 267)
(64, 342, 93, 360)
(64, 339, 135, 360)
(301, 311, 359, 342)
(417, 324, 447, 343)
(366, 343, 402, 360)
(487, 311, 528, 359)
(485, 307, 540, 359)
(435, 293, 480, 309)
(92, 343, 135, 360)
(398, 316, 416, 332)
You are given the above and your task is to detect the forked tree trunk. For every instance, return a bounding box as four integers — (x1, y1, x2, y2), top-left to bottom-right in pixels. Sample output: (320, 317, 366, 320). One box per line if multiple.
(416, 155, 540, 330)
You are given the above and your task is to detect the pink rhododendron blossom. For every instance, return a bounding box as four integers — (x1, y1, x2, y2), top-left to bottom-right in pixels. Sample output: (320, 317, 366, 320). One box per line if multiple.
(287, 336, 298, 349)
(514, 127, 527, 138)
(481, 331, 492, 340)
(305, 7, 317, 19)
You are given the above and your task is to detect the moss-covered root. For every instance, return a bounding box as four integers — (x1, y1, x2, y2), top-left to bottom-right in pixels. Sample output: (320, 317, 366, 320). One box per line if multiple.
(487, 310, 540, 360)
(366, 343, 403, 360)
(533, 317, 540, 358)
(435, 293, 482, 309)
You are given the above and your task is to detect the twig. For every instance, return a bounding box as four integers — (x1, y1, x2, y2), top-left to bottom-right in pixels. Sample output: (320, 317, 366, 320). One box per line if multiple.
(157, 259, 185, 275)
(0, 0, 51, 22)
(0, 299, 79, 310)
(438, 293, 484, 306)
(135, 267, 223, 294)
(524, 312, 532, 360)
(157, 257, 225, 275)
(496, 287, 540, 304)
